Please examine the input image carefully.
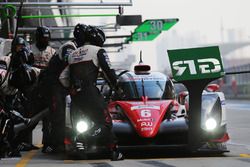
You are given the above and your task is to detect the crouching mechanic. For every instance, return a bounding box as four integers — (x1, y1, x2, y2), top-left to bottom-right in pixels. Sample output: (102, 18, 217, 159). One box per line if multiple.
(61, 25, 124, 160)
(0, 36, 40, 157)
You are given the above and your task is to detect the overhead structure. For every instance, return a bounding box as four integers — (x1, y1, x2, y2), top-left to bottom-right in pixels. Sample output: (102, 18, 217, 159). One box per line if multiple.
(0, 0, 133, 39)
(0, 1, 133, 7)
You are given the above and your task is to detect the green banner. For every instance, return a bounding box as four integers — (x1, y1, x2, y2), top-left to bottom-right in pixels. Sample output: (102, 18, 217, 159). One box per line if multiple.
(168, 46, 224, 81)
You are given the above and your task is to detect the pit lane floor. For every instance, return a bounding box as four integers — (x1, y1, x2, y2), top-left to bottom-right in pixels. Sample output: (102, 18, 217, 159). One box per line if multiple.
(1, 99, 250, 167)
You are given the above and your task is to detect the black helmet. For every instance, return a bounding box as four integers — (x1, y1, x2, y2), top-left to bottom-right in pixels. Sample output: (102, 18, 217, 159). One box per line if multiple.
(85, 26, 106, 47)
(35, 26, 50, 50)
(12, 36, 26, 46)
(73, 23, 88, 47)
(11, 36, 28, 53)
(36, 26, 50, 39)
(9, 64, 37, 89)
(11, 47, 34, 69)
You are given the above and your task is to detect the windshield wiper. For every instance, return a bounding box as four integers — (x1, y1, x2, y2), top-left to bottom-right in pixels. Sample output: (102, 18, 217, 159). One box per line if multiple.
(156, 81, 164, 92)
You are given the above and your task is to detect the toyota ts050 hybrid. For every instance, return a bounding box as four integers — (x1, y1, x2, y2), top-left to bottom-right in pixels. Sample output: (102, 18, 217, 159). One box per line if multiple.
(100, 63, 229, 153)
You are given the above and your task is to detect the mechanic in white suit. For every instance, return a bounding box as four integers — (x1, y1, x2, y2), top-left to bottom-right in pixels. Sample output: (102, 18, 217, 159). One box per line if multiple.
(31, 26, 56, 69)
(61, 25, 124, 161)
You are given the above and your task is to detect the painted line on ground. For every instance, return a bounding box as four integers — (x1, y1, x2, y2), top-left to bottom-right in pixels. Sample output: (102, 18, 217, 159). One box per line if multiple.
(64, 159, 110, 164)
(16, 150, 38, 167)
(240, 154, 250, 158)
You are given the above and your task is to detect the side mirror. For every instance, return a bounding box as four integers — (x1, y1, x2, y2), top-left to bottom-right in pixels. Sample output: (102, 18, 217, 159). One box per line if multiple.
(206, 84, 220, 92)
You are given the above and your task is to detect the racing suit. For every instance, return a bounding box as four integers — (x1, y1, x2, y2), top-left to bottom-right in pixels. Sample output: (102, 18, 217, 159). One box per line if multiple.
(31, 44, 56, 69)
(61, 44, 117, 150)
(31, 43, 56, 149)
(0, 54, 40, 156)
(0, 56, 17, 96)
(39, 40, 77, 151)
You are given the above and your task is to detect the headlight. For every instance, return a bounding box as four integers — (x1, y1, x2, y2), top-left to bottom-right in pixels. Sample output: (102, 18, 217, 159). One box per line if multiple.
(205, 118, 217, 131)
(76, 120, 89, 133)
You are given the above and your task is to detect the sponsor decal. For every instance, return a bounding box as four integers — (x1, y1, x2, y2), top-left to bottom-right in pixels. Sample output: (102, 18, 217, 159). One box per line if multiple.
(137, 118, 155, 122)
(71, 48, 88, 58)
(125, 76, 165, 81)
(141, 122, 153, 127)
(131, 105, 160, 110)
(140, 110, 151, 117)
(141, 127, 153, 131)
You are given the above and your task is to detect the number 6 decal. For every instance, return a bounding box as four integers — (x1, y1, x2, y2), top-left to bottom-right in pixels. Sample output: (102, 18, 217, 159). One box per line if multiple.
(141, 110, 151, 117)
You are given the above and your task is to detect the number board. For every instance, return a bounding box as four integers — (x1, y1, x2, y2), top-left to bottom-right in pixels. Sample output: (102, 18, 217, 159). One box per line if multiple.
(135, 18, 179, 33)
(168, 46, 225, 81)
(128, 18, 179, 42)
(129, 31, 161, 41)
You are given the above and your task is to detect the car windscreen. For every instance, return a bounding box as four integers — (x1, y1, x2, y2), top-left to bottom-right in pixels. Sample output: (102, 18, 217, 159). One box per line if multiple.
(118, 80, 175, 100)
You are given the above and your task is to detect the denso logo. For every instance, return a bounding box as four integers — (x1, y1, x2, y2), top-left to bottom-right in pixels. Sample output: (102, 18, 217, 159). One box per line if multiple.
(172, 58, 222, 76)
(141, 122, 153, 127)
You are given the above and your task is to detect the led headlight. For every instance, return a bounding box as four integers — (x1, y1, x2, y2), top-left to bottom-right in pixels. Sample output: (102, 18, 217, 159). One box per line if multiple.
(205, 118, 217, 131)
(76, 120, 88, 133)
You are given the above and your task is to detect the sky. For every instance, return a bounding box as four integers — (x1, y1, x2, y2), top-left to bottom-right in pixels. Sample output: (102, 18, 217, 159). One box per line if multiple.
(71, 0, 250, 72)
(122, 0, 250, 71)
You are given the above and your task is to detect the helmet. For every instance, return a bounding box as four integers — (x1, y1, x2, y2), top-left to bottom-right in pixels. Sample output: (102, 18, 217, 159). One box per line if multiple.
(11, 36, 28, 53)
(35, 26, 50, 39)
(11, 47, 34, 69)
(35, 26, 50, 50)
(8, 64, 37, 89)
(12, 36, 26, 46)
(73, 23, 88, 46)
(85, 26, 106, 47)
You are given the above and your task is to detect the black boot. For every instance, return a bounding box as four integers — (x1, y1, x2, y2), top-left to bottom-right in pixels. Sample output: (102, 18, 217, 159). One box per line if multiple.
(111, 150, 124, 161)
(109, 144, 124, 161)
(19, 142, 39, 151)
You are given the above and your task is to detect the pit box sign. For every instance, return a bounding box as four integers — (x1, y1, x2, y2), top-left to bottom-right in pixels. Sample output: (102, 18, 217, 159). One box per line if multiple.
(128, 18, 179, 42)
(130, 31, 161, 41)
(134, 18, 179, 33)
(168, 46, 225, 82)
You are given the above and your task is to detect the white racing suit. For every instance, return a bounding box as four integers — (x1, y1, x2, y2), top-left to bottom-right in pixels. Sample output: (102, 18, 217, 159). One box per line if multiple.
(0, 56, 17, 96)
(60, 44, 117, 149)
(31, 45, 56, 69)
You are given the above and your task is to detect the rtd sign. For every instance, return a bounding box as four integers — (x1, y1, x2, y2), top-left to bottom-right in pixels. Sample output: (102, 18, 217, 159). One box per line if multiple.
(168, 46, 224, 81)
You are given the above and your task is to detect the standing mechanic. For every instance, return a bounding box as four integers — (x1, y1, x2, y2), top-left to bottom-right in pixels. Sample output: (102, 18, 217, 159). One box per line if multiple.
(63, 25, 124, 160)
(39, 23, 88, 153)
(31, 26, 56, 151)
(32, 26, 56, 69)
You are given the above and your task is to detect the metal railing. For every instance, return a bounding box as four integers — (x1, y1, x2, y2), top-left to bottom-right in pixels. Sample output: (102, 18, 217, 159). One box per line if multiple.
(0, 1, 133, 7)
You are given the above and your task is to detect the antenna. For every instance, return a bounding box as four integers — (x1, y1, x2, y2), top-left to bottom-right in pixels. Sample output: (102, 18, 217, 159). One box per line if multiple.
(139, 50, 143, 64)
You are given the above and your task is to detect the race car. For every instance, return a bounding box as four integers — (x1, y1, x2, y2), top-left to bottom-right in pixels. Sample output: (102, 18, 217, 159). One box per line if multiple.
(102, 63, 229, 153)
